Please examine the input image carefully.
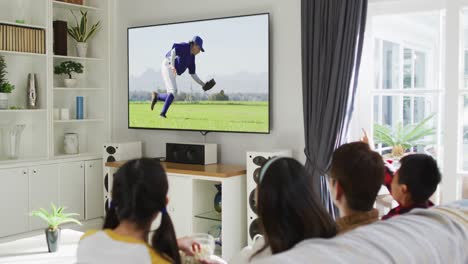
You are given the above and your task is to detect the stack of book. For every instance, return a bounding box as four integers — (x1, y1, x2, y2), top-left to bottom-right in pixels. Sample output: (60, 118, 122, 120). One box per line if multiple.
(0, 24, 46, 54)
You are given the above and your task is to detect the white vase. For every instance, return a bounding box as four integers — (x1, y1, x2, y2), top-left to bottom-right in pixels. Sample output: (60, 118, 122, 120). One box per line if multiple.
(76, 42, 88, 57)
(64, 133, 79, 154)
(0, 93, 8, 109)
(64, 79, 77, 88)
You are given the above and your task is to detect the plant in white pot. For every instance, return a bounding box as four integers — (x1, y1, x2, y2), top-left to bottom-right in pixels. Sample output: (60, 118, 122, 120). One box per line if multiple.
(54, 61, 83, 88)
(31, 203, 81, 253)
(0, 55, 15, 110)
(68, 10, 100, 57)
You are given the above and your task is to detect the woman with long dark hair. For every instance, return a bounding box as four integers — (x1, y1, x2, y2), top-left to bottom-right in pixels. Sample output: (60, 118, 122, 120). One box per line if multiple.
(77, 158, 198, 264)
(227, 157, 337, 263)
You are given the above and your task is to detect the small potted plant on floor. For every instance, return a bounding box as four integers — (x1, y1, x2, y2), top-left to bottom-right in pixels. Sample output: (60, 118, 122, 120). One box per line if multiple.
(31, 203, 82, 253)
(68, 10, 100, 57)
(54, 61, 84, 88)
(0, 55, 15, 109)
(373, 113, 436, 158)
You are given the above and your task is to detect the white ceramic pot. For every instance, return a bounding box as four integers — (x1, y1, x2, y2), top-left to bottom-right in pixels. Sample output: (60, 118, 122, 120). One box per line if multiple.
(64, 133, 79, 154)
(0, 93, 8, 109)
(64, 79, 77, 88)
(76, 42, 88, 57)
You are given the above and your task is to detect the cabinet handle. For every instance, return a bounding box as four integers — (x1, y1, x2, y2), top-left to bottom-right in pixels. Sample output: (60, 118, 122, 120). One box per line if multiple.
(90, 164, 93, 168)
(23, 171, 27, 175)
(33, 170, 37, 174)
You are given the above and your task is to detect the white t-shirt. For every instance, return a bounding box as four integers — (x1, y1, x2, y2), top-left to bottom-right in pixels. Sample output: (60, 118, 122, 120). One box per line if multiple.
(229, 235, 272, 263)
(76, 229, 170, 264)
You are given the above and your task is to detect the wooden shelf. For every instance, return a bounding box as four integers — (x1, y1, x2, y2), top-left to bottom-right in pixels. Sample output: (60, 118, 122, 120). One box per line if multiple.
(53, 55, 103, 61)
(106, 161, 246, 178)
(54, 87, 104, 91)
(0, 109, 47, 113)
(52, 1, 103, 12)
(54, 119, 104, 124)
(0, 21, 46, 30)
(0, 50, 46, 57)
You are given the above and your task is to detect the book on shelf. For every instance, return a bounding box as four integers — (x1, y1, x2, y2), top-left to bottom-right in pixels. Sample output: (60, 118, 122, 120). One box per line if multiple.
(0, 24, 45, 54)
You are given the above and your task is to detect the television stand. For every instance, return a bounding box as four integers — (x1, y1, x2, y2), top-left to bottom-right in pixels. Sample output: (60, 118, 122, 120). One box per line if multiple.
(105, 161, 247, 260)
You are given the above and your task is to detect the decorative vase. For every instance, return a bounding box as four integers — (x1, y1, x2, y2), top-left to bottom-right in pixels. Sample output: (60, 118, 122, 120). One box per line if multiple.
(45, 228, 61, 253)
(27, 73, 38, 109)
(6, 124, 25, 159)
(0, 93, 8, 109)
(64, 133, 79, 154)
(214, 184, 222, 213)
(76, 42, 88, 57)
(64, 79, 77, 88)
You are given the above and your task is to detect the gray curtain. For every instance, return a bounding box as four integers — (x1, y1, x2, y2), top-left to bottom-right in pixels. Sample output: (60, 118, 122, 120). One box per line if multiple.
(301, 0, 368, 218)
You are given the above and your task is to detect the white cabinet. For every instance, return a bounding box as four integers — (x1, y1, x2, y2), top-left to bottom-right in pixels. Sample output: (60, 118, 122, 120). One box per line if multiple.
(29, 165, 59, 230)
(59, 161, 85, 221)
(85, 159, 103, 220)
(167, 175, 193, 237)
(0, 168, 29, 237)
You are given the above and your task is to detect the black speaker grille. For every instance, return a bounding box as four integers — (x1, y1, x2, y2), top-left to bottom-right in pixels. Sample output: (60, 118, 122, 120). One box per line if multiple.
(253, 156, 267, 166)
(166, 143, 205, 164)
(107, 156, 116, 162)
(106, 146, 116, 155)
(104, 173, 108, 192)
(249, 218, 262, 239)
(249, 189, 257, 214)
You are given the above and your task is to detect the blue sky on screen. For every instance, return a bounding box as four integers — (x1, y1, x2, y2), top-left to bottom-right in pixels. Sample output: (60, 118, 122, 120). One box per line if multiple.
(128, 14, 268, 77)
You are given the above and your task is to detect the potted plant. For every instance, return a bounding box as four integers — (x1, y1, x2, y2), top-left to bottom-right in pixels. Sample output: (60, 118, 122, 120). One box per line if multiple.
(54, 61, 84, 88)
(373, 113, 436, 158)
(0, 55, 15, 110)
(68, 10, 100, 57)
(31, 203, 81, 253)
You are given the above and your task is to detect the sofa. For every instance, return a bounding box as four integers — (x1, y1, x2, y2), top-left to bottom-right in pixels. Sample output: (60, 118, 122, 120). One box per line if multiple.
(253, 200, 468, 264)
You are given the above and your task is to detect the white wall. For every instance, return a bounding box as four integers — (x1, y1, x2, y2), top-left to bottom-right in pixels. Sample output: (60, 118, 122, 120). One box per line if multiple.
(111, 0, 304, 165)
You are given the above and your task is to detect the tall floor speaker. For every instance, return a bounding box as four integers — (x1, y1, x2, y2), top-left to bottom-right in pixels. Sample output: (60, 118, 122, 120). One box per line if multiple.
(246, 150, 292, 245)
(103, 142, 142, 214)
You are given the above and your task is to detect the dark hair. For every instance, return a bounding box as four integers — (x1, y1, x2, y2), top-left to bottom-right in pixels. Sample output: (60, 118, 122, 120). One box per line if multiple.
(330, 142, 385, 211)
(254, 157, 337, 257)
(103, 158, 180, 264)
(397, 154, 441, 203)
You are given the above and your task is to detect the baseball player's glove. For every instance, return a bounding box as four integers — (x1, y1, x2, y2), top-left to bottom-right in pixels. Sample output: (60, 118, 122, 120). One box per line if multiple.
(202, 78, 216, 91)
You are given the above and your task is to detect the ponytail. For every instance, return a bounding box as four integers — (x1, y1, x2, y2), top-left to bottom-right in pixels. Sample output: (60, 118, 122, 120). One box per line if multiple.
(151, 211, 181, 264)
(103, 204, 120, 229)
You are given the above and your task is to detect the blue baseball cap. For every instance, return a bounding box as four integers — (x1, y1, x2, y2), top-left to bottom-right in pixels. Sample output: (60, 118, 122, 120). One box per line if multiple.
(192, 35, 204, 52)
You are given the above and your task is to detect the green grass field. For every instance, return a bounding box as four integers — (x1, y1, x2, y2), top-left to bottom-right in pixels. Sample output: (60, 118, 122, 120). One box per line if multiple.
(129, 101, 269, 132)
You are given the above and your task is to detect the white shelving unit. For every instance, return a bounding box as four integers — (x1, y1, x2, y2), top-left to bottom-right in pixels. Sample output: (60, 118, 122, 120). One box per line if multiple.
(0, 0, 110, 163)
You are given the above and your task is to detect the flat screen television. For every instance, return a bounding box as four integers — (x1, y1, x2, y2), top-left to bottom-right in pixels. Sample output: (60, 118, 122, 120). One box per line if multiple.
(128, 13, 270, 134)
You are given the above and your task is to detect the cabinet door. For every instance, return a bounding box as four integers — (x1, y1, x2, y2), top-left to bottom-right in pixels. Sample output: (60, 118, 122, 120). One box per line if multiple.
(165, 175, 193, 237)
(85, 159, 104, 219)
(59, 161, 85, 221)
(0, 168, 29, 237)
(29, 165, 60, 230)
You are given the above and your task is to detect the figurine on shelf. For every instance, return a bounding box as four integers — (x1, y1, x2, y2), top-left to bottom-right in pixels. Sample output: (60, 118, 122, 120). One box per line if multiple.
(213, 184, 222, 213)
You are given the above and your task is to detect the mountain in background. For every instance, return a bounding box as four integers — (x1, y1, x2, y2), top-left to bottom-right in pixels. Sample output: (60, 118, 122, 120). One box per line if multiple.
(129, 68, 268, 95)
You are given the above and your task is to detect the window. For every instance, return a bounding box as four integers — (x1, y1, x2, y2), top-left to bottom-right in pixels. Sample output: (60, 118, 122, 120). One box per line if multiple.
(372, 33, 440, 157)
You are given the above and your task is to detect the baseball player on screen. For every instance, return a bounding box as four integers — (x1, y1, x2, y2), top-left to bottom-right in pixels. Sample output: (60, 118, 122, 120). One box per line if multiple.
(150, 35, 216, 118)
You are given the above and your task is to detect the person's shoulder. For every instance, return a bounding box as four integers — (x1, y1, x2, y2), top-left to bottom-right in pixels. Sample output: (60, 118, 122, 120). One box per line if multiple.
(80, 229, 100, 241)
(146, 246, 171, 264)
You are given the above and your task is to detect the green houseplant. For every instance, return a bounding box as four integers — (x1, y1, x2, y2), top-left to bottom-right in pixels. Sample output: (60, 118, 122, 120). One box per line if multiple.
(68, 10, 101, 57)
(373, 114, 436, 158)
(0, 55, 15, 109)
(31, 203, 82, 253)
(54, 61, 84, 88)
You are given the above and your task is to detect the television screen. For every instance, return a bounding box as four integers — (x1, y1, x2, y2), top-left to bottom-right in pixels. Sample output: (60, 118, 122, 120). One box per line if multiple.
(128, 13, 270, 133)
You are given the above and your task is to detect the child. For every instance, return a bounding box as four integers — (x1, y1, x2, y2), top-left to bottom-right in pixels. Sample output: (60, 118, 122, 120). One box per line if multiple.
(228, 157, 337, 263)
(382, 154, 441, 220)
(328, 142, 385, 233)
(77, 158, 200, 264)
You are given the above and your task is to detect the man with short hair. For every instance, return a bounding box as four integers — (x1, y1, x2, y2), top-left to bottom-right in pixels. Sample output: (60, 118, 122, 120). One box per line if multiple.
(328, 142, 385, 233)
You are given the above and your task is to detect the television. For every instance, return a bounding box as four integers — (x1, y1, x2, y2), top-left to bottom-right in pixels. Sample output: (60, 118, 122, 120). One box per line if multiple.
(128, 13, 270, 134)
